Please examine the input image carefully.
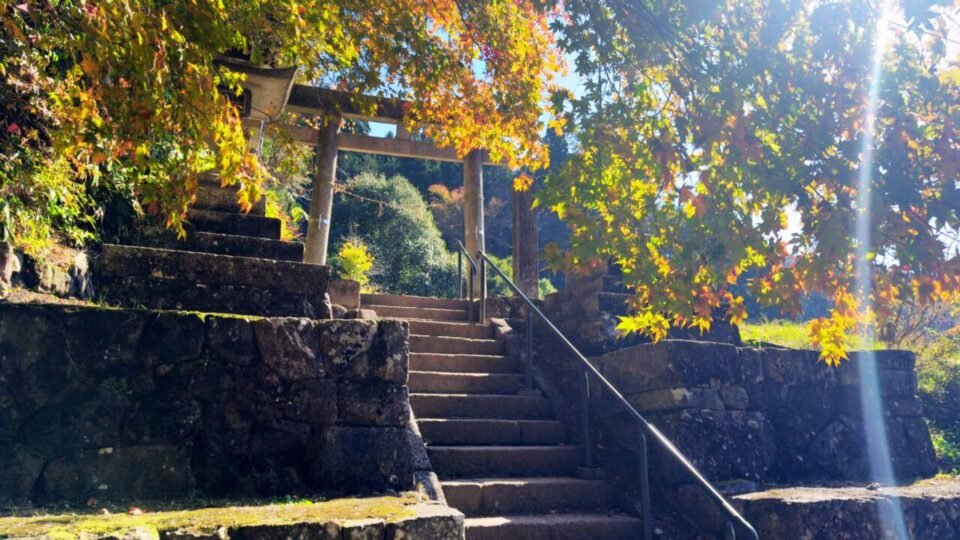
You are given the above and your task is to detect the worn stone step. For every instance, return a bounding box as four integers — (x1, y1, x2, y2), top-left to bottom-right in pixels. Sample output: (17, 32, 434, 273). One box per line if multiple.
(410, 335, 503, 356)
(194, 182, 266, 215)
(186, 208, 281, 240)
(98, 276, 332, 318)
(407, 320, 493, 339)
(429, 446, 581, 478)
(420, 418, 567, 446)
(362, 293, 470, 310)
(418, 419, 567, 446)
(409, 372, 526, 395)
(409, 354, 520, 374)
(136, 228, 303, 261)
(368, 304, 470, 322)
(464, 512, 643, 540)
(96, 244, 331, 318)
(411, 394, 550, 420)
(443, 477, 616, 516)
(98, 244, 326, 293)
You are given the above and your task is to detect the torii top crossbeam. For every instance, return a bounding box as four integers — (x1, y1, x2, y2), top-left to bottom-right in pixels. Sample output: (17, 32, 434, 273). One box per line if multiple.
(270, 85, 489, 278)
(266, 85, 538, 298)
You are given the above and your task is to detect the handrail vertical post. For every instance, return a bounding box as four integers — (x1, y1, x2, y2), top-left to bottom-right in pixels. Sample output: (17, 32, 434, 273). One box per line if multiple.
(639, 431, 652, 540)
(479, 253, 487, 323)
(525, 310, 534, 390)
(458, 250, 463, 299)
(724, 521, 736, 540)
(468, 264, 475, 322)
(581, 369, 594, 468)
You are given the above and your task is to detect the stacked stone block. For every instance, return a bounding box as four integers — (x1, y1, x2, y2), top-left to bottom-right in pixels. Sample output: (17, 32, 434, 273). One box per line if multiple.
(0, 303, 428, 505)
(594, 340, 936, 485)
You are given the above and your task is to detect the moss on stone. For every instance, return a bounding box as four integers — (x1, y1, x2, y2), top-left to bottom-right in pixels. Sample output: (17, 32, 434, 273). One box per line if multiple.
(0, 494, 420, 538)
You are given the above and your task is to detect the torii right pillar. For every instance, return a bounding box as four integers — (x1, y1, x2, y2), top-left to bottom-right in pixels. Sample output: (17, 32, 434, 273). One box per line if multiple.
(512, 181, 539, 299)
(463, 150, 486, 292)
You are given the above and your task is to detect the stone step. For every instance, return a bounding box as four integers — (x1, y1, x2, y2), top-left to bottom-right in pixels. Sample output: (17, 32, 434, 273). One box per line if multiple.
(443, 477, 616, 516)
(136, 228, 303, 261)
(410, 394, 550, 420)
(409, 372, 526, 395)
(418, 419, 567, 446)
(362, 293, 470, 310)
(186, 208, 281, 240)
(407, 320, 493, 339)
(409, 354, 519, 374)
(733, 480, 960, 539)
(410, 335, 503, 356)
(194, 182, 266, 215)
(464, 512, 643, 540)
(368, 304, 470, 322)
(429, 446, 581, 478)
(96, 244, 331, 318)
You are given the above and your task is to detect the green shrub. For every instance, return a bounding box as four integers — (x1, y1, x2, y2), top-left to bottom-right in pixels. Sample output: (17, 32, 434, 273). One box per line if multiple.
(929, 425, 960, 475)
(915, 331, 960, 473)
(334, 238, 376, 293)
(329, 173, 457, 297)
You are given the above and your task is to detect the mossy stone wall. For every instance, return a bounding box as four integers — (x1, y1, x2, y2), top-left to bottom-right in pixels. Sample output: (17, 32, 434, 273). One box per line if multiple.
(0, 304, 426, 505)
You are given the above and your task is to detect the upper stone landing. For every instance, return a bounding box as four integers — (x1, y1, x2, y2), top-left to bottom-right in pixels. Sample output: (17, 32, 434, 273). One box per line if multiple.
(96, 175, 334, 318)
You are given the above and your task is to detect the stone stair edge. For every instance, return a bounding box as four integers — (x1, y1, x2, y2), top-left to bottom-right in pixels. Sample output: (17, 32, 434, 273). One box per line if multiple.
(98, 243, 330, 280)
(462, 512, 643, 539)
(441, 476, 612, 486)
(139, 227, 304, 248)
(411, 334, 499, 342)
(362, 292, 470, 310)
(367, 305, 469, 313)
(409, 371, 525, 377)
(185, 208, 281, 240)
(133, 228, 304, 262)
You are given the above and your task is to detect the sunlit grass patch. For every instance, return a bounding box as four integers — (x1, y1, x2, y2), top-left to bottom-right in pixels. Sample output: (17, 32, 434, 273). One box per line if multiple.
(0, 494, 421, 538)
(740, 320, 880, 351)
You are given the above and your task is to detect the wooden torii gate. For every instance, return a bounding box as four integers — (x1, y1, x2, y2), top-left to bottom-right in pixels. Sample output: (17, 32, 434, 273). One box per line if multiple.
(275, 85, 540, 298)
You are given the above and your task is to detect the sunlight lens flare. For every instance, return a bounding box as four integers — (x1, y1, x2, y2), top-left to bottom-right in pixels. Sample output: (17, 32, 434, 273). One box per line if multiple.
(854, 2, 907, 538)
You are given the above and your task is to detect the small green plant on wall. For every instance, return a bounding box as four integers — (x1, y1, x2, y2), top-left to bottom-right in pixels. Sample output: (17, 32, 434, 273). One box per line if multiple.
(336, 238, 375, 293)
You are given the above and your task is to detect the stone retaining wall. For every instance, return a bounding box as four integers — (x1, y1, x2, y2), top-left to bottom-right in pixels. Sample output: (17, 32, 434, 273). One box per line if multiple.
(594, 341, 937, 484)
(0, 303, 429, 505)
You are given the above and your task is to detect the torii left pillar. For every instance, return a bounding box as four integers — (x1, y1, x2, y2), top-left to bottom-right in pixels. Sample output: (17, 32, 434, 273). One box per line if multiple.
(463, 150, 485, 292)
(304, 114, 342, 265)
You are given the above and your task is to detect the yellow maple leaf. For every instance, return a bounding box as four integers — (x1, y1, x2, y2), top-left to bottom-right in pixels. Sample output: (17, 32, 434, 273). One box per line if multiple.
(513, 173, 534, 192)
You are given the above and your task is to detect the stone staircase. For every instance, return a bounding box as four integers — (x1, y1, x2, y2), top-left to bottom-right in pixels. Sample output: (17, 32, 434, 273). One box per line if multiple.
(96, 175, 332, 318)
(362, 293, 644, 539)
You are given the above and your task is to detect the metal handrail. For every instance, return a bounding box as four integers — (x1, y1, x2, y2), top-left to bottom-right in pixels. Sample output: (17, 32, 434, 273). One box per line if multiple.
(477, 251, 759, 540)
(455, 241, 479, 320)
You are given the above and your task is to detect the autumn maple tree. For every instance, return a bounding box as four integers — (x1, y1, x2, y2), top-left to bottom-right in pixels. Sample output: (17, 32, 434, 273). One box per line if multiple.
(0, 0, 559, 251)
(541, 0, 960, 363)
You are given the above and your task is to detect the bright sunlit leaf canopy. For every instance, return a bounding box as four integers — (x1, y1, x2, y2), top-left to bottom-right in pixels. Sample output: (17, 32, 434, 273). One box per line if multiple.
(541, 0, 960, 364)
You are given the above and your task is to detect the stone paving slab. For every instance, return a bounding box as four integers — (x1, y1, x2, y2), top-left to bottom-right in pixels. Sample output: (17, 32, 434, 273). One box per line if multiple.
(734, 478, 960, 539)
(0, 495, 464, 539)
